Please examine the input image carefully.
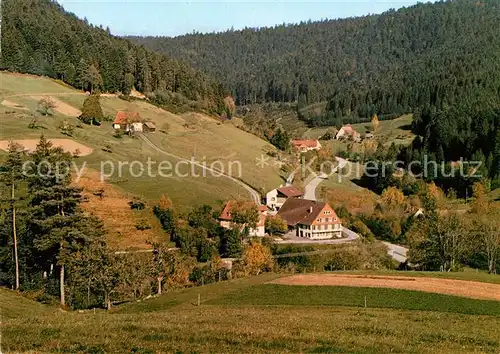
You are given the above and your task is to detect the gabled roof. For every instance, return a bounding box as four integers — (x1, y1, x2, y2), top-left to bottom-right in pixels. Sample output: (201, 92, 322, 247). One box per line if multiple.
(277, 186, 304, 198)
(339, 124, 359, 136)
(277, 198, 340, 226)
(219, 201, 267, 226)
(114, 111, 141, 125)
(291, 140, 320, 148)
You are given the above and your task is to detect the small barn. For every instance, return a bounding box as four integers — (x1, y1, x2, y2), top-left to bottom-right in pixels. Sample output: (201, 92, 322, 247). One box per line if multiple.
(143, 121, 156, 133)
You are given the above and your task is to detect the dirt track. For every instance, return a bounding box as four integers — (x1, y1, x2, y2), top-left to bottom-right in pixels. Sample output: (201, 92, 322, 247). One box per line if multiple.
(271, 274, 500, 301)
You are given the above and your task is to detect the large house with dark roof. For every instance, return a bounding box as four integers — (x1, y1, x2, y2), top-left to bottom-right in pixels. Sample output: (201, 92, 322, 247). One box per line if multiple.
(277, 198, 342, 239)
(266, 186, 304, 211)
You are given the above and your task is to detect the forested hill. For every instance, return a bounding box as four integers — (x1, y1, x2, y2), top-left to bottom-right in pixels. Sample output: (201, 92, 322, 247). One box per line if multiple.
(1, 0, 226, 113)
(130, 0, 500, 122)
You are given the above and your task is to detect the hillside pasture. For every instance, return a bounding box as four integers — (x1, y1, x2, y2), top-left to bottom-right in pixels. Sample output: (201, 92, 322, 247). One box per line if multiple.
(2, 272, 500, 353)
(270, 274, 500, 301)
(0, 72, 282, 208)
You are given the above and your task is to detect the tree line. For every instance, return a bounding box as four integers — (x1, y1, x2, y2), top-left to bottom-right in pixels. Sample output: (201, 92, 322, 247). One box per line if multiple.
(1, 0, 226, 113)
(0, 139, 288, 309)
(130, 0, 500, 124)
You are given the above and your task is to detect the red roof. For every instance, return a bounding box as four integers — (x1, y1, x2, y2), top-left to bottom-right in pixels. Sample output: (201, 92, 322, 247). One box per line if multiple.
(277, 186, 304, 198)
(114, 111, 141, 125)
(291, 140, 320, 149)
(340, 124, 357, 135)
(219, 201, 267, 227)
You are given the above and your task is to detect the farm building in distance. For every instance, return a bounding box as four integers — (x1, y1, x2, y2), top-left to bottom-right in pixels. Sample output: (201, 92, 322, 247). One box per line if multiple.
(143, 121, 156, 132)
(113, 111, 143, 133)
(277, 198, 342, 239)
(336, 124, 361, 142)
(291, 139, 322, 152)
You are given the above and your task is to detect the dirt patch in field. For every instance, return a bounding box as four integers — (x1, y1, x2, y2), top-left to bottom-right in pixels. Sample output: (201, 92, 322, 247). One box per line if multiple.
(75, 171, 163, 250)
(271, 274, 500, 301)
(0, 139, 93, 156)
(1, 100, 28, 110)
(30, 95, 82, 117)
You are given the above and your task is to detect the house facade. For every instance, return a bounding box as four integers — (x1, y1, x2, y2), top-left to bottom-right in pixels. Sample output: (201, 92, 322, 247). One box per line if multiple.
(291, 139, 322, 153)
(113, 111, 143, 133)
(219, 201, 268, 237)
(266, 186, 304, 211)
(277, 198, 342, 239)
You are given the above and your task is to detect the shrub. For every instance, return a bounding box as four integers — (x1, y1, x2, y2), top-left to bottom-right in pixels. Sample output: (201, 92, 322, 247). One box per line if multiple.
(37, 97, 57, 116)
(58, 120, 74, 136)
(28, 119, 39, 129)
(129, 198, 146, 210)
(135, 219, 152, 231)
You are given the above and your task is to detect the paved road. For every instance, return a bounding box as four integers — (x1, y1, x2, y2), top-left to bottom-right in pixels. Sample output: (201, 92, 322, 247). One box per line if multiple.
(303, 157, 348, 201)
(275, 227, 360, 244)
(140, 134, 261, 204)
(382, 241, 408, 263)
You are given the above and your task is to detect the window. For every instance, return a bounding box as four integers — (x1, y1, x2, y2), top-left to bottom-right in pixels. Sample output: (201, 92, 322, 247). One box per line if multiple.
(324, 211, 331, 215)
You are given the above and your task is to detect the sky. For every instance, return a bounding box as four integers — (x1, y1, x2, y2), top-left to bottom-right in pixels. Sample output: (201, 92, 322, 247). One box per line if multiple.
(58, 0, 424, 37)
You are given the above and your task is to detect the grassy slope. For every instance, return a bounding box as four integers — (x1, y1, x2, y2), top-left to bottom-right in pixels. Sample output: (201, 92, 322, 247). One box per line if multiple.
(3, 272, 500, 353)
(210, 284, 500, 316)
(0, 72, 282, 207)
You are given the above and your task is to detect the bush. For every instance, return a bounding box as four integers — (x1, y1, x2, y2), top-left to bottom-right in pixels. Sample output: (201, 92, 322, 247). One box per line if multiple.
(129, 198, 146, 210)
(28, 118, 40, 129)
(37, 97, 57, 116)
(135, 219, 152, 231)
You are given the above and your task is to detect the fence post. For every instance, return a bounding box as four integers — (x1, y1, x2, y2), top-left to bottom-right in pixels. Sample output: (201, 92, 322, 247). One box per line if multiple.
(198, 293, 201, 306)
(364, 296, 367, 308)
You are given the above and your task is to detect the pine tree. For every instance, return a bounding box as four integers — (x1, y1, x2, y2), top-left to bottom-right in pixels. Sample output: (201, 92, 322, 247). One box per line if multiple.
(27, 136, 98, 306)
(79, 94, 104, 125)
(0, 142, 25, 290)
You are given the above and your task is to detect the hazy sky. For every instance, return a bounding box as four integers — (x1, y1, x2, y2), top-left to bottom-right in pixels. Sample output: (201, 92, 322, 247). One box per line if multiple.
(58, 0, 423, 37)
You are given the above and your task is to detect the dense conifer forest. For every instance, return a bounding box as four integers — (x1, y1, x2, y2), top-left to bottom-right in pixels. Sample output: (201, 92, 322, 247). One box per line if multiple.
(0, 0, 226, 112)
(131, 0, 500, 123)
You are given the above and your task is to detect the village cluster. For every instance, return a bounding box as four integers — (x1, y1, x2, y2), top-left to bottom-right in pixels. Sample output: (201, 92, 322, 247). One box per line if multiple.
(219, 185, 343, 240)
(110, 112, 362, 241)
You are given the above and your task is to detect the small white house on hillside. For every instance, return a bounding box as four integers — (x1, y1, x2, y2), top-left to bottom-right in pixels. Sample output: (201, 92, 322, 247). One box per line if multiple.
(266, 186, 304, 211)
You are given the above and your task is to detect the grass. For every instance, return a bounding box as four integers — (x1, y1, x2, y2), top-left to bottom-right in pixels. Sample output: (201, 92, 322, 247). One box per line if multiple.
(209, 284, 500, 316)
(3, 272, 500, 353)
(352, 114, 414, 147)
(0, 72, 283, 208)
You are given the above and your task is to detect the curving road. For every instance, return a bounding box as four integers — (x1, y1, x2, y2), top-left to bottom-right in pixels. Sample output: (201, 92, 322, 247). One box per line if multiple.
(304, 156, 348, 201)
(301, 156, 408, 263)
(382, 241, 408, 263)
(275, 226, 360, 244)
(139, 134, 261, 204)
